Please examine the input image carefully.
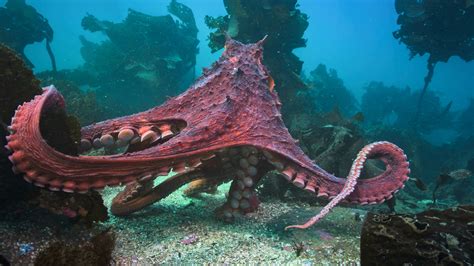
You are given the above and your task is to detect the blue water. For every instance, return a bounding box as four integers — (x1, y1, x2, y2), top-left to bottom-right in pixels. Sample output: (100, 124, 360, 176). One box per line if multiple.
(2, 0, 473, 110)
(1, 1, 474, 264)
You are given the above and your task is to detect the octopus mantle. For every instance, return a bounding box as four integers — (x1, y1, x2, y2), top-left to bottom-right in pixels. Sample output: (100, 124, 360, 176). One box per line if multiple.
(5, 37, 410, 229)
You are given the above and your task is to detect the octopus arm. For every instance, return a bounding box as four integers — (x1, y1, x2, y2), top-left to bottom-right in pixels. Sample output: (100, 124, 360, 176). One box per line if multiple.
(267, 142, 410, 229)
(6, 87, 211, 193)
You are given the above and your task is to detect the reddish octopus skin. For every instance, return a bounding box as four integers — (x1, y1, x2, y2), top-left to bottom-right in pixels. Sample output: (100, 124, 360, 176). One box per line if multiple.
(5, 37, 410, 229)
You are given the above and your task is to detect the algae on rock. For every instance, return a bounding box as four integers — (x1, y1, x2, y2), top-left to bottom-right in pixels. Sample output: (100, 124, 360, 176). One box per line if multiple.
(361, 206, 474, 264)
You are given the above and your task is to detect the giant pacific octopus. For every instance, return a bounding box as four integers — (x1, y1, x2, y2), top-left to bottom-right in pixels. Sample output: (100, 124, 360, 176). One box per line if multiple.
(5, 37, 410, 229)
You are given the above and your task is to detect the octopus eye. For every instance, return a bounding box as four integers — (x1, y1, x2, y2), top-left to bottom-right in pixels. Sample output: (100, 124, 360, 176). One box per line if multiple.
(268, 76, 275, 92)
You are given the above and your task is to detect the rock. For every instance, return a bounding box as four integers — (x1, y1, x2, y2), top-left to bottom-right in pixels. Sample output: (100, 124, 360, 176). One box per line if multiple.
(0, 254, 10, 265)
(0, 44, 42, 206)
(34, 229, 115, 266)
(360, 206, 474, 265)
(0, 44, 42, 124)
(37, 190, 108, 225)
(0, 43, 107, 224)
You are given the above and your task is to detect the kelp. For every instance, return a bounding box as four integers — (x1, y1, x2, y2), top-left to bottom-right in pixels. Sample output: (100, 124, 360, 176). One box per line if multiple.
(361, 81, 453, 134)
(79, 0, 199, 117)
(457, 99, 474, 138)
(0, 0, 56, 70)
(393, 0, 474, 126)
(303, 64, 358, 117)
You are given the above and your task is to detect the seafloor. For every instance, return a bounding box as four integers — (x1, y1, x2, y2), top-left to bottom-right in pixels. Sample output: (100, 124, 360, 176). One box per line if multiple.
(103, 178, 364, 265)
(0, 173, 365, 265)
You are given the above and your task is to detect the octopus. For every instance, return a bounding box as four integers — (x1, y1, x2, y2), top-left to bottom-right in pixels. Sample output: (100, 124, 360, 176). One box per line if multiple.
(5, 37, 410, 229)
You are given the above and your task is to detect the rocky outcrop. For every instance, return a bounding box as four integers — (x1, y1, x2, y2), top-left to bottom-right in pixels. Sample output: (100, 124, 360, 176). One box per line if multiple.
(360, 206, 474, 265)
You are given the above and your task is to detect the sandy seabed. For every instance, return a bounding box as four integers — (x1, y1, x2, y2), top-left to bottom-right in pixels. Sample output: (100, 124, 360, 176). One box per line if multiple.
(0, 177, 364, 265)
(102, 179, 364, 265)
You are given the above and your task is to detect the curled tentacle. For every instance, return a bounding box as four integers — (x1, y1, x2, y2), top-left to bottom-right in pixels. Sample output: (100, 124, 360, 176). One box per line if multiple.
(284, 141, 409, 230)
(5, 87, 210, 193)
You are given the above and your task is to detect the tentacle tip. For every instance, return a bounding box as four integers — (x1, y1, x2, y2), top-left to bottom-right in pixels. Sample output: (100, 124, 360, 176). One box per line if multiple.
(284, 224, 304, 230)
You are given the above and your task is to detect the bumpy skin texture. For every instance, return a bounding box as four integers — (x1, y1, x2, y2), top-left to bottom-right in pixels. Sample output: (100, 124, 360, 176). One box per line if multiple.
(5, 38, 410, 229)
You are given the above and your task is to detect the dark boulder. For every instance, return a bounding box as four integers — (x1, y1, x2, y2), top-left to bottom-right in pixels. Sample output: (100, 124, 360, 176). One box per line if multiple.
(361, 206, 474, 265)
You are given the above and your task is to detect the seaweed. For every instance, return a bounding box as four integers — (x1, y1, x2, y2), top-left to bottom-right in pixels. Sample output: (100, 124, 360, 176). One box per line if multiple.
(393, 0, 474, 127)
(79, 1, 198, 117)
(361, 81, 453, 134)
(303, 64, 358, 117)
(0, 0, 56, 70)
(456, 98, 474, 138)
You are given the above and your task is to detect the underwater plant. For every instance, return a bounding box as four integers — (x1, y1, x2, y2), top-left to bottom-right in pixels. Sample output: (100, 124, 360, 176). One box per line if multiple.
(79, 0, 198, 117)
(393, 0, 474, 126)
(304, 64, 358, 117)
(205, 0, 309, 116)
(0, 0, 56, 70)
(361, 81, 453, 134)
(456, 98, 474, 138)
(5, 37, 410, 230)
(360, 82, 404, 126)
